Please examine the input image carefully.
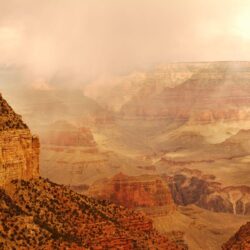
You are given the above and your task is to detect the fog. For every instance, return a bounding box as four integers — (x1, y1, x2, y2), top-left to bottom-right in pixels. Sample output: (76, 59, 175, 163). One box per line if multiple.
(0, 0, 250, 84)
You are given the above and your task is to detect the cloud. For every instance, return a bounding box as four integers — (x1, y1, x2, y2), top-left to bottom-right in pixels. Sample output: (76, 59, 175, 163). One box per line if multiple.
(0, 0, 250, 82)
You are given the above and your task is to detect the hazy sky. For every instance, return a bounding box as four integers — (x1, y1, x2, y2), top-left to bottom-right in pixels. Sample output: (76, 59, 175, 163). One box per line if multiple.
(1, 0, 250, 80)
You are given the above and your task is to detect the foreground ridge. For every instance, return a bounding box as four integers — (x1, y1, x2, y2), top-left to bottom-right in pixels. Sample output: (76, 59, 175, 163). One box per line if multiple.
(0, 177, 184, 249)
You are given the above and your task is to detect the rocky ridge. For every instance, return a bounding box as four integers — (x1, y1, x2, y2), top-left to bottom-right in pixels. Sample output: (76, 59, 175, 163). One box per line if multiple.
(0, 178, 183, 249)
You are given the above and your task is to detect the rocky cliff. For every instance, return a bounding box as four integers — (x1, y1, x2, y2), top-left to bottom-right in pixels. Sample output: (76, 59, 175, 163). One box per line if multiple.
(0, 94, 39, 187)
(89, 173, 176, 214)
(222, 222, 250, 250)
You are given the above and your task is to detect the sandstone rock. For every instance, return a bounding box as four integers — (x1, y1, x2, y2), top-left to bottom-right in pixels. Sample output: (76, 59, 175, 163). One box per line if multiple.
(0, 94, 39, 187)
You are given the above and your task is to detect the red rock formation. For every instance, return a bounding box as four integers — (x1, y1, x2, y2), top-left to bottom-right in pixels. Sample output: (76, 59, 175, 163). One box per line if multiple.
(0, 94, 39, 187)
(222, 222, 250, 250)
(89, 173, 176, 214)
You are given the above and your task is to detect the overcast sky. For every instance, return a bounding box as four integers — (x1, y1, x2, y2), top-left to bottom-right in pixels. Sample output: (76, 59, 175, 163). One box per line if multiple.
(1, 0, 250, 81)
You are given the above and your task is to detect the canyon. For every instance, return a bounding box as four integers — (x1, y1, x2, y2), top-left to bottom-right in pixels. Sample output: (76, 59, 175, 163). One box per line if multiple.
(0, 93, 184, 249)
(1, 61, 250, 249)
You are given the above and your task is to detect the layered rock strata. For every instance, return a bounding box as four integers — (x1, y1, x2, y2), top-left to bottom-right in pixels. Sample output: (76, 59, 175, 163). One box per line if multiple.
(89, 173, 176, 214)
(0, 94, 39, 187)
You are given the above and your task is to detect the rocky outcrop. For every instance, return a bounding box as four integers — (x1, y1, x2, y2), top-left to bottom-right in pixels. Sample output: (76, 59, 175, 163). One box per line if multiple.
(0, 94, 39, 187)
(222, 222, 250, 250)
(89, 173, 176, 214)
(167, 169, 250, 215)
(0, 93, 28, 131)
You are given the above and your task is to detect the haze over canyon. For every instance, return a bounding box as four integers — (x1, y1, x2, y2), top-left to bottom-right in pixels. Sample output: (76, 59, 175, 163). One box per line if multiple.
(1, 0, 250, 249)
